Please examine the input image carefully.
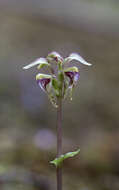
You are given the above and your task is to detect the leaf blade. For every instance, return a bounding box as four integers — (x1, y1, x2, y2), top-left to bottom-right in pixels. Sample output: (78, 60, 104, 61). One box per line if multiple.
(50, 148, 80, 168)
(64, 149, 80, 159)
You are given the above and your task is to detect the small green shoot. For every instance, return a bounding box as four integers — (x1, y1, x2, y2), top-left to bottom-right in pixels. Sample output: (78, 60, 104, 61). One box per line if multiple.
(50, 149, 80, 168)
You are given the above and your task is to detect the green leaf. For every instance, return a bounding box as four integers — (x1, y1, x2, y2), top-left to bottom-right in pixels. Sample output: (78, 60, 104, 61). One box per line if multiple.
(23, 58, 48, 70)
(50, 149, 80, 168)
(50, 155, 64, 167)
(63, 149, 80, 159)
(64, 53, 92, 66)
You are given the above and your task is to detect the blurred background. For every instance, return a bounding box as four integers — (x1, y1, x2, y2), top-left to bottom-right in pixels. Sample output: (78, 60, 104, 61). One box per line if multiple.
(0, 0, 119, 189)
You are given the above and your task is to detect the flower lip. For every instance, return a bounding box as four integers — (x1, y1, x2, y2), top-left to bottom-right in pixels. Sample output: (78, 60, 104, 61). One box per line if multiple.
(37, 78, 51, 91)
(65, 71, 80, 85)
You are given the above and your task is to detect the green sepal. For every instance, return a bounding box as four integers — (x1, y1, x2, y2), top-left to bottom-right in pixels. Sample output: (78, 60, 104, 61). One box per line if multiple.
(50, 149, 80, 168)
(58, 72, 64, 83)
(37, 63, 50, 70)
(36, 73, 52, 80)
(57, 71, 64, 97)
(52, 78, 59, 90)
(52, 78, 60, 96)
(64, 66, 78, 72)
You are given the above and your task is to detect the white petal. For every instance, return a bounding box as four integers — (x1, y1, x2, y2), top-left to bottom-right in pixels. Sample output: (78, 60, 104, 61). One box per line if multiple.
(65, 53, 92, 66)
(23, 58, 48, 69)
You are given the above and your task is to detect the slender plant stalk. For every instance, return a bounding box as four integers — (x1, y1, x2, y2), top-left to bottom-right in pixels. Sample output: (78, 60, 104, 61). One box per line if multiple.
(57, 97, 62, 190)
(23, 51, 90, 190)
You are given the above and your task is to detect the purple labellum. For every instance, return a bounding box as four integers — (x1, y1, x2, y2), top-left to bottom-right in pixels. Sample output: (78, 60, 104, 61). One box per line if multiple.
(74, 72, 80, 82)
(37, 78, 51, 91)
(65, 71, 80, 85)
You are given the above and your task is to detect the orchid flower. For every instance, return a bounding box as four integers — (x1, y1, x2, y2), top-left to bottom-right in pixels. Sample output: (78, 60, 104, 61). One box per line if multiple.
(23, 52, 92, 107)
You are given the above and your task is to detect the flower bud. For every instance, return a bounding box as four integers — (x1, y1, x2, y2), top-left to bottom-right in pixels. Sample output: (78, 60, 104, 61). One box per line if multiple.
(47, 51, 63, 63)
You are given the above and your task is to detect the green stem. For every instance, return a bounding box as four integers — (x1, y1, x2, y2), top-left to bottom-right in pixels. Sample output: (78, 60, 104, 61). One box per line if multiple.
(57, 97, 62, 190)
